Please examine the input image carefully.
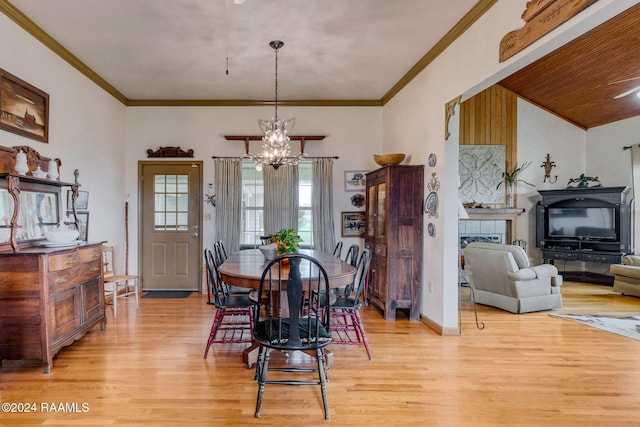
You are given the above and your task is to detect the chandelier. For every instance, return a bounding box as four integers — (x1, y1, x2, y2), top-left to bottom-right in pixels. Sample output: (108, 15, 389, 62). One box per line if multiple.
(246, 40, 305, 170)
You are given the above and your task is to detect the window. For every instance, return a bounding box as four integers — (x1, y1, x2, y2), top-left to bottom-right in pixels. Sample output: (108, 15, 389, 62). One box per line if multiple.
(154, 174, 189, 230)
(240, 162, 313, 248)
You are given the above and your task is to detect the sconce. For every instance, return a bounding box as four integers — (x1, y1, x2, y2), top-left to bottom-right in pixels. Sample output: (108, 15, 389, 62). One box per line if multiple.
(541, 153, 557, 184)
(205, 183, 216, 207)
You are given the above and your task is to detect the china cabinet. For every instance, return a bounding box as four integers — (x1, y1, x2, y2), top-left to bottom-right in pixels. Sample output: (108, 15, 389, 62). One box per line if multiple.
(365, 165, 424, 321)
(0, 145, 104, 372)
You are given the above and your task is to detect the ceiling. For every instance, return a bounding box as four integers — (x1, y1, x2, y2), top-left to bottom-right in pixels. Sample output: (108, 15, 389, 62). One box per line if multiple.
(499, 2, 640, 129)
(3, 0, 480, 104)
(3, 1, 640, 128)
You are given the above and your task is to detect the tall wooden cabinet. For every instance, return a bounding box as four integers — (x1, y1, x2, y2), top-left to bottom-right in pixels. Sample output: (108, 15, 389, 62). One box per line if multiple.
(365, 165, 424, 321)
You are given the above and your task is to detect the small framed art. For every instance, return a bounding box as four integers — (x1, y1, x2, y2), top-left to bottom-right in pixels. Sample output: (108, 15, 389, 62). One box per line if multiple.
(341, 211, 366, 238)
(344, 170, 367, 192)
(0, 69, 49, 143)
(67, 190, 89, 210)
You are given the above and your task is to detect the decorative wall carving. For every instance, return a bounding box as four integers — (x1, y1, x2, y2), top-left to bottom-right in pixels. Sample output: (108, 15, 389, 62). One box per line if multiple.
(459, 145, 505, 205)
(499, 0, 599, 62)
(146, 146, 194, 158)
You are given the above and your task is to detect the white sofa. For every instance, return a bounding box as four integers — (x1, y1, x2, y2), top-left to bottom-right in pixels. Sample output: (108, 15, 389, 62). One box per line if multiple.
(463, 242, 563, 314)
(611, 255, 640, 298)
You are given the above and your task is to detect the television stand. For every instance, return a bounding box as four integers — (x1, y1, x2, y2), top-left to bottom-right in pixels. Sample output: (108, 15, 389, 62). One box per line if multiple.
(560, 271, 614, 285)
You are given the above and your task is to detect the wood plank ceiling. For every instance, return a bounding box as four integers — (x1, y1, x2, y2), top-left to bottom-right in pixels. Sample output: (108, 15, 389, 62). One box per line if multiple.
(499, 3, 640, 129)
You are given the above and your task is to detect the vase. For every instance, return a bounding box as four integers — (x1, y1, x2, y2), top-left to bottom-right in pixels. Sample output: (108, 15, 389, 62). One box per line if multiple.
(14, 150, 28, 175)
(506, 183, 515, 208)
(47, 159, 59, 180)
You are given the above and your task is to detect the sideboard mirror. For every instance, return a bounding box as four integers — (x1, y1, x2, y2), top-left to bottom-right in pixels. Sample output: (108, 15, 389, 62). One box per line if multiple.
(0, 187, 60, 243)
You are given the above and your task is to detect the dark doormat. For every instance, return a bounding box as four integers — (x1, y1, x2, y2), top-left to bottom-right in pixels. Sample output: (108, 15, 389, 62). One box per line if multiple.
(142, 291, 193, 299)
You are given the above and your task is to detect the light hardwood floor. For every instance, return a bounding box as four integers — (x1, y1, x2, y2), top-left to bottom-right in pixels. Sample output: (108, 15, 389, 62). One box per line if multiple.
(1, 281, 640, 426)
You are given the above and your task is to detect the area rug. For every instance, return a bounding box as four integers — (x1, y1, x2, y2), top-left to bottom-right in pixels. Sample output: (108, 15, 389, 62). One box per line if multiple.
(141, 291, 192, 299)
(549, 313, 640, 340)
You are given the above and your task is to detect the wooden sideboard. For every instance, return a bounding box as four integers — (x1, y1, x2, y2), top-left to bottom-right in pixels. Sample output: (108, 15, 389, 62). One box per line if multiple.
(0, 144, 104, 372)
(0, 243, 105, 373)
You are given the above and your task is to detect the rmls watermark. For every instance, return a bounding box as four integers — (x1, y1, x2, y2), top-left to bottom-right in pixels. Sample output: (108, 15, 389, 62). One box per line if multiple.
(2, 402, 90, 413)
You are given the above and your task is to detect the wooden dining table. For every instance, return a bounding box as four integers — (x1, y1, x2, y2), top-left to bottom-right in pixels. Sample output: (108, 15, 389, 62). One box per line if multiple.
(218, 248, 357, 367)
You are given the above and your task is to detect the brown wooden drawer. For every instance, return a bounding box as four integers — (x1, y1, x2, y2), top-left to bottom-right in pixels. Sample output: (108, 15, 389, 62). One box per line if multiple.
(79, 246, 102, 264)
(48, 267, 81, 293)
(48, 250, 80, 272)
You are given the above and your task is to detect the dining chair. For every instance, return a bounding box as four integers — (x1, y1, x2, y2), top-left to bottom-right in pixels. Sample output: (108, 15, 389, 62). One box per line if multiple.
(343, 244, 359, 267)
(333, 241, 343, 257)
(206, 246, 250, 305)
(203, 249, 255, 356)
(102, 245, 139, 318)
(329, 248, 373, 359)
(332, 244, 360, 297)
(253, 253, 333, 420)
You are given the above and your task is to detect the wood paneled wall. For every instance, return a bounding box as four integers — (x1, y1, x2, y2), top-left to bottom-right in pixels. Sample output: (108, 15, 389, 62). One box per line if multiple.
(459, 85, 518, 172)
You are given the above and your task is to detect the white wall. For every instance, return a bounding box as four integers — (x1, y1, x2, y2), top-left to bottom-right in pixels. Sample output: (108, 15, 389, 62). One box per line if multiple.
(383, 0, 637, 331)
(0, 13, 127, 270)
(517, 98, 587, 262)
(125, 106, 383, 269)
(587, 116, 639, 187)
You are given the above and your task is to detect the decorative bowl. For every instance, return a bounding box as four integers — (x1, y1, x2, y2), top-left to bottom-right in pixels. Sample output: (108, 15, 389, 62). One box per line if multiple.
(373, 153, 405, 166)
(45, 227, 79, 243)
(258, 244, 277, 260)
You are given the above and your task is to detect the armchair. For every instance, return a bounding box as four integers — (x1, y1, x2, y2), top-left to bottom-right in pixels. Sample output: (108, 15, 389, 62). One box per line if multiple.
(611, 255, 640, 298)
(463, 242, 563, 314)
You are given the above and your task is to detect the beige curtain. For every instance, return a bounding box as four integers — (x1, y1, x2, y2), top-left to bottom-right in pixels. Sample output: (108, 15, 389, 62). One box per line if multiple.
(264, 166, 299, 235)
(214, 158, 241, 253)
(312, 158, 335, 252)
(631, 145, 640, 254)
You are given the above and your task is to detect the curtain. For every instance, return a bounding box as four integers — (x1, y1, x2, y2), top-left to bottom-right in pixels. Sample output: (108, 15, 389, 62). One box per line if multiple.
(632, 145, 640, 254)
(264, 166, 299, 235)
(312, 158, 335, 252)
(214, 158, 241, 253)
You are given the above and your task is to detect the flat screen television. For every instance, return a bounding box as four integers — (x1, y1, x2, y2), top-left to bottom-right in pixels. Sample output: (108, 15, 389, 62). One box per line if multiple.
(546, 206, 618, 241)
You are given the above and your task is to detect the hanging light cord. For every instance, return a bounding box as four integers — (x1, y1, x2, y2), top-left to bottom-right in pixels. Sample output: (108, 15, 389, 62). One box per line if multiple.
(225, 0, 230, 75)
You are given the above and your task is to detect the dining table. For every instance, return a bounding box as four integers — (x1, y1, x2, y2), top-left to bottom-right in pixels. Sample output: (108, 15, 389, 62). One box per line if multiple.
(217, 248, 357, 367)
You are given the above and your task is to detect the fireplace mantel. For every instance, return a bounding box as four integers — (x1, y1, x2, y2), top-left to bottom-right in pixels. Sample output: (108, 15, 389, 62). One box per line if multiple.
(462, 208, 525, 245)
(464, 208, 524, 221)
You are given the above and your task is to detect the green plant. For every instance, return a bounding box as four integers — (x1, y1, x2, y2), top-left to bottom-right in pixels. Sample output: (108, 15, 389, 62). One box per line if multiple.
(274, 228, 302, 254)
(496, 161, 535, 189)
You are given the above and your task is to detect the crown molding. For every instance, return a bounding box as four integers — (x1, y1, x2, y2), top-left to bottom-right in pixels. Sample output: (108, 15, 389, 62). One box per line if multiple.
(125, 99, 382, 107)
(381, 0, 498, 105)
(0, 0, 128, 105)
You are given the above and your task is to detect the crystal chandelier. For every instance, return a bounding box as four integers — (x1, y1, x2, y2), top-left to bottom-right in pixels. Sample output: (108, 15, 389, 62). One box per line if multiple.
(246, 40, 305, 170)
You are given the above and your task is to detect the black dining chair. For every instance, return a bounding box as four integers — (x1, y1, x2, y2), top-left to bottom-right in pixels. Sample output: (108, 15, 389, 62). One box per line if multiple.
(332, 244, 360, 298)
(332, 241, 343, 257)
(210, 243, 251, 298)
(343, 244, 359, 267)
(253, 253, 333, 420)
(329, 248, 373, 360)
(203, 248, 255, 356)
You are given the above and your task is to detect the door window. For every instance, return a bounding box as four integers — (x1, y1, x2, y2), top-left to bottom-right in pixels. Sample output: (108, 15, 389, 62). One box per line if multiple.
(154, 174, 189, 231)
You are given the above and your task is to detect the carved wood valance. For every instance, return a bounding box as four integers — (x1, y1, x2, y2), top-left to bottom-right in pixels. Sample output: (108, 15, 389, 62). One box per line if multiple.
(499, 0, 598, 62)
(224, 135, 326, 155)
(146, 146, 194, 158)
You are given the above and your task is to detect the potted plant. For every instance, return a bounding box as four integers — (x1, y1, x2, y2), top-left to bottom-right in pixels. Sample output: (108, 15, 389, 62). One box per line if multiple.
(496, 161, 534, 207)
(274, 228, 302, 255)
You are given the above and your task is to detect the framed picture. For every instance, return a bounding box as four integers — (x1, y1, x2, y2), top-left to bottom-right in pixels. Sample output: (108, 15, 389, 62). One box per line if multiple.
(341, 211, 366, 238)
(68, 211, 89, 241)
(67, 190, 89, 210)
(0, 69, 49, 143)
(344, 170, 367, 192)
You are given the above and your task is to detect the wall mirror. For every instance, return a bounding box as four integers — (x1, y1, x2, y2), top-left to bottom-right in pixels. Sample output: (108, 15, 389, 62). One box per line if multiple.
(0, 188, 60, 243)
